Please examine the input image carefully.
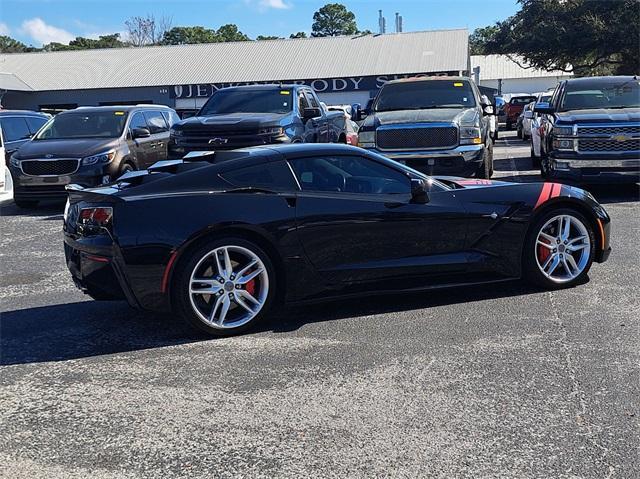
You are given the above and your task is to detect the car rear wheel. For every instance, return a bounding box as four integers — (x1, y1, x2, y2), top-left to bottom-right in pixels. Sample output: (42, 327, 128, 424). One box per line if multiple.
(173, 237, 276, 336)
(523, 208, 595, 289)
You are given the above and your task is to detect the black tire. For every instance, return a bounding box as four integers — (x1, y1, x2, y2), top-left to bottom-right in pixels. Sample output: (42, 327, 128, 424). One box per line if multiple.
(493, 130, 499, 141)
(523, 208, 595, 289)
(531, 145, 541, 168)
(14, 199, 38, 209)
(476, 143, 493, 179)
(506, 121, 513, 130)
(540, 156, 550, 178)
(172, 236, 277, 336)
(516, 127, 523, 139)
(120, 162, 135, 175)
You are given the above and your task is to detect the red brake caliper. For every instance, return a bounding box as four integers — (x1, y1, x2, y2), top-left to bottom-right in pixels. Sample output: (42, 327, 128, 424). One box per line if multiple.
(538, 238, 551, 263)
(245, 278, 256, 296)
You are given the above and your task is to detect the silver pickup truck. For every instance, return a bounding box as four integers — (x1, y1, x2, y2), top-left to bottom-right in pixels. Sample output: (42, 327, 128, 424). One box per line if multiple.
(356, 76, 495, 178)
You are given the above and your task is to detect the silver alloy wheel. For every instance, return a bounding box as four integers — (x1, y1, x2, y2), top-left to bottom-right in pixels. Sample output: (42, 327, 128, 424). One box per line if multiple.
(535, 214, 591, 283)
(188, 245, 269, 329)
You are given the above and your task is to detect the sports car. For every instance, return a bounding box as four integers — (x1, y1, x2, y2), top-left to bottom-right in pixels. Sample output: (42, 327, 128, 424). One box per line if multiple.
(63, 144, 611, 336)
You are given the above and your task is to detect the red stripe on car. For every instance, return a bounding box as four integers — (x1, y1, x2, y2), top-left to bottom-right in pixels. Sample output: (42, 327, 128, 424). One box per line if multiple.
(550, 183, 562, 198)
(534, 183, 553, 209)
(161, 250, 179, 294)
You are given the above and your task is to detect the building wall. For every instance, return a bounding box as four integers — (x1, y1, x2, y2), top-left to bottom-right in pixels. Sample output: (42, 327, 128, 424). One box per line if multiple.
(2, 86, 172, 111)
(479, 77, 565, 95)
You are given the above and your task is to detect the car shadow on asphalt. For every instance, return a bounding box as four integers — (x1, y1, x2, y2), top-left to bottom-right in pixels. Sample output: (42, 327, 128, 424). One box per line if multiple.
(1, 280, 548, 366)
(0, 201, 65, 219)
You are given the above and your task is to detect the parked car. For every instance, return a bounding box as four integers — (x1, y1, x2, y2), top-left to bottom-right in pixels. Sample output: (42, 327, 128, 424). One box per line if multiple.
(516, 102, 535, 140)
(0, 110, 50, 163)
(8, 105, 180, 208)
(168, 84, 347, 159)
(504, 95, 537, 130)
(357, 77, 495, 178)
(63, 143, 611, 336)
(530, 92, 553, 165)
(495, 96, 506, 125)
(536, 76, 640, 183)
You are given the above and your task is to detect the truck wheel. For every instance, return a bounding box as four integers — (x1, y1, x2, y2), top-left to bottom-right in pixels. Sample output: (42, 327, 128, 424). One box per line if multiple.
(476, 144, 493, 179)
(531, 145, 541, 168)
(506, 121, 513, 130)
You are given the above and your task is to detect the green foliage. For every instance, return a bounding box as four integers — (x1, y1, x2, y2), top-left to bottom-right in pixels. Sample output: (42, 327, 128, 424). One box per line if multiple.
(311, 3, 358, 37)
(256, 35, 283, 41)
(485, 0, 640, 75)
(161, 26, 220, 45)
(289, 31, 307, 39)
(0, 35, 38, 53)
(469, 25, 499, 55)
(216, 24, 251, 42)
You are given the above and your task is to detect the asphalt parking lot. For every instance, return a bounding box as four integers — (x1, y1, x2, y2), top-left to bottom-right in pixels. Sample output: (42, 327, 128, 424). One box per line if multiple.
(1, 132, 638, 478)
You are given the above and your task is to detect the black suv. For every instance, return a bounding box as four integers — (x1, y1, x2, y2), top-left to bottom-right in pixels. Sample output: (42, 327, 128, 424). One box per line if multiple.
(536, 76, 640, 183)
(9, 105, 180, 208)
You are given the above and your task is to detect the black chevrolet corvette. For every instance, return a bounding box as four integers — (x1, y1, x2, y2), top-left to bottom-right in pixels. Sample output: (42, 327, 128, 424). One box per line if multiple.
(63, 144, 611, 336)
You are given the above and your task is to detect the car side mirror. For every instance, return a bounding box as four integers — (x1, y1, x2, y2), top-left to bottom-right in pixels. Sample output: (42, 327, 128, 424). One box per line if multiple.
(524, 110, 534, 119)
(302, 107, 322, 120)
(533, 102, 554, 114)
(410, 178, 429, 204)
(483, 105, 494, 115)
(131, 127, 151, 139)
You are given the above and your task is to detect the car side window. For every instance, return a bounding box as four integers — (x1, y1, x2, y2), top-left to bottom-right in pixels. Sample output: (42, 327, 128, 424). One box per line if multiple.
(129, 112, 148, 133)
(304, 90, 320, 109)
(0, 117, 32, 142)
(162, 110, 181, 127)
(144, 111, 168, 134)
(220, 161, 298, 192)
(298, 92, 310, 111)
(26, 116, 48, 135)
(290, 155, 411, 195)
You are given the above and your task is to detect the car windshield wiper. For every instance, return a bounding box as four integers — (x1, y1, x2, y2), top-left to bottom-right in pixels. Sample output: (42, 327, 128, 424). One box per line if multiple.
(225, 186, 278, 194)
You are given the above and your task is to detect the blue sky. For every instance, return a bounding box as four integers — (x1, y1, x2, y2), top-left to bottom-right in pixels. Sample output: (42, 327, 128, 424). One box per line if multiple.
(0, 0, 520, 46)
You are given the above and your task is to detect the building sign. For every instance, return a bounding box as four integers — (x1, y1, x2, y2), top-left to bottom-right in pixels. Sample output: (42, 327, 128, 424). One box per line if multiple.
(170, 71, 461, 99)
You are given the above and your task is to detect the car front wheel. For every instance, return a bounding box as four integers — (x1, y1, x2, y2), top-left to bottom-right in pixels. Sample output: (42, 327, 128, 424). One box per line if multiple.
(173, 237, 276, 336)
(523, 208, 595, 289)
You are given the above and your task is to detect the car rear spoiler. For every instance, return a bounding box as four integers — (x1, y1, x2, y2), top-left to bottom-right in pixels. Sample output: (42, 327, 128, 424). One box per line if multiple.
(65, 183, 124, 203)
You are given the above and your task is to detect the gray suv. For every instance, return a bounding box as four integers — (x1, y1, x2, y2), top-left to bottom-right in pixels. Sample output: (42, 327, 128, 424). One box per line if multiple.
(9, 105, 180, 208)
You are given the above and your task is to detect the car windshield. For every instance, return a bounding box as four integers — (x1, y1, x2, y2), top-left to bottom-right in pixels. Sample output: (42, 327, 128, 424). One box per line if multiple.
(199, 89, 293, 115)
(510, 96, 536, 105)
(374, 81, 476, 111)
(560, 79, 640, 111)
(35, 111, 127, 140)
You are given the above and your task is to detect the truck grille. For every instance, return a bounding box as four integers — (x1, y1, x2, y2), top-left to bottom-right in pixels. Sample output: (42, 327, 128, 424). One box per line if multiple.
(577, 125, 640, 136)
(376, 125, 458, 150)
(21, 159, 79, 176)
(578, 139, 640, 152)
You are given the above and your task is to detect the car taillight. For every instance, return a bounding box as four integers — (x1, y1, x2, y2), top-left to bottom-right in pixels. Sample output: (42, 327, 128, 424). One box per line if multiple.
(78, 207, 113, 233)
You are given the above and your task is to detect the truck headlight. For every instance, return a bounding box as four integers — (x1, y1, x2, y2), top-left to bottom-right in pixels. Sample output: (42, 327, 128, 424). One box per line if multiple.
(9, 156, 21, 168)
(359, 130, 375, 147)
(553, 139, 575, 151)
(170, 128, 183, 137)
(81, 151, 116, 166)
(553, 125, 574, 136)
(460, 127, 482, 145)
(259, 126, 284, 136)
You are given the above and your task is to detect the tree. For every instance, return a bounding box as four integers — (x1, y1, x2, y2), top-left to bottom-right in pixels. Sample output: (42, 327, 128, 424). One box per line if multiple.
(256, 35, 282, 41)
(469, 25, 499, 55)
(0, 35, 38, 53)
(289, 31, 307, 39)
(125, 14, 172, 46)
(161, 26, 220, 45)
(311, 3, 358, 37)
(484, 0, 640, 75)
(216, 24, 251, 42)
(43, 34, 126, 51)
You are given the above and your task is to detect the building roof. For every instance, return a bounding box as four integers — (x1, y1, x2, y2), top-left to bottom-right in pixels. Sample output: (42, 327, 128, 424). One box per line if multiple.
(0, 72, 33, 91)
(471, 54, 572, 81)
(0, 30, 469, 92)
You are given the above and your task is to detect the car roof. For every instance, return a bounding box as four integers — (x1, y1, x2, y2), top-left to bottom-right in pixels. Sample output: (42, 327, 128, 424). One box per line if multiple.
(385, 76, 471, 85)
(60, 105, 173, 114)
(563, 75, 638, 86)
(0, 109, 49, 117)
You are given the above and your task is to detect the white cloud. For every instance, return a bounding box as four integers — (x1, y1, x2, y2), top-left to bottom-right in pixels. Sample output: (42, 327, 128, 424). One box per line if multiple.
(259, 0, 291, 9)
(0, 23, 10, 35)
(20, 18, 74, 45)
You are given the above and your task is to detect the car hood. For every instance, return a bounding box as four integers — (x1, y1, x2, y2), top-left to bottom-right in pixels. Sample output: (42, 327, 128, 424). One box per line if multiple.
(556, 108, 640, 124)
(14, 138, 120, 159)
(372, 108, 478, 126)
(175, 113, 288, 131)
